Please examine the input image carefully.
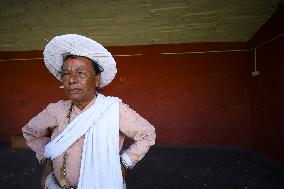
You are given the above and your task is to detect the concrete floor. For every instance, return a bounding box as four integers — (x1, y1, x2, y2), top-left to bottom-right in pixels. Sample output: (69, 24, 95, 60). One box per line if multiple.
(1, 142, 284, 189)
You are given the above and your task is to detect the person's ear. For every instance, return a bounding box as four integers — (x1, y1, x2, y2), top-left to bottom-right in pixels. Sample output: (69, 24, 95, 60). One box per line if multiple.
(95, 74, 101, 88)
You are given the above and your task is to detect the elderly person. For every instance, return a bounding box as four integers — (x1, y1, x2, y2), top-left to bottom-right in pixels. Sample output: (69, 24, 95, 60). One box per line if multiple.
(22, 34, 156, 189)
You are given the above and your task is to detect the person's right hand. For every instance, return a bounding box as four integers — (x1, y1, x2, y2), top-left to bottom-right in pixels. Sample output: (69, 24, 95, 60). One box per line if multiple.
(40, 174, 47, 189)
(40, 159, 53, 189)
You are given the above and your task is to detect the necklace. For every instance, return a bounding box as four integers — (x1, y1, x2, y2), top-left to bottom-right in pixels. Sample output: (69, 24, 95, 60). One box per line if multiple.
(59, 103, 74, 189)
(59, 94, 97, 188)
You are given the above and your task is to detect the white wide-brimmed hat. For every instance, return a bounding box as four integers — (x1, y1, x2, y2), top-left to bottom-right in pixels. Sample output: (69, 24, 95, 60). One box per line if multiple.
(43, 34, 117, 88)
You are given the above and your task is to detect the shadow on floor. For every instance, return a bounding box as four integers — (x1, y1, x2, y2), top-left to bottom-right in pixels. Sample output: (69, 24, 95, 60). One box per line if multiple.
(1, 142, 284, 189)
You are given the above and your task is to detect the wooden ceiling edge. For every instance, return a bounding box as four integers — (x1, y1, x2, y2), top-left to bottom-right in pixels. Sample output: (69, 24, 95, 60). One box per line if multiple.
(0, 42, 250, 60)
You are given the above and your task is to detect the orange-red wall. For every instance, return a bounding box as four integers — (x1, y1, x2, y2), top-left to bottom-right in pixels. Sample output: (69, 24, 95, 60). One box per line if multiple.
(0, 43, 251, 148)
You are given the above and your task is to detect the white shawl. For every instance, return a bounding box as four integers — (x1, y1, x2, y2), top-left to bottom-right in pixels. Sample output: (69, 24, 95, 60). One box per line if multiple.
(44, 94, 123, 189)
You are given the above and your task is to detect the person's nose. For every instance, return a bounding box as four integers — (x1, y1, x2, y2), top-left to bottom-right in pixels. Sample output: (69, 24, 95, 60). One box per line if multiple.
(69, 73, 78, 84)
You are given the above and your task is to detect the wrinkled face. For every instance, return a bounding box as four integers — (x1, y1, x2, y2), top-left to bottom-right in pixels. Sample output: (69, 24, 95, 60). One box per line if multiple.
(61, 56, 100, 103)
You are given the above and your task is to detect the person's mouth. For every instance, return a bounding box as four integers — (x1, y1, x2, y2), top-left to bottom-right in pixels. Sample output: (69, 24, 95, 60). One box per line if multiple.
(69, 88, 82, 93)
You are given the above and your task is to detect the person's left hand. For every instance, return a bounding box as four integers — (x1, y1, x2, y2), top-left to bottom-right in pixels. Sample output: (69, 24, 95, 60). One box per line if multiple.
(121, 163, 127, 178)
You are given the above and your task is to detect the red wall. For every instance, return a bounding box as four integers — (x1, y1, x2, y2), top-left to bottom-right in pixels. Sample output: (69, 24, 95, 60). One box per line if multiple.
(248, 4, 284, 164)
(0, 43, 251, 148)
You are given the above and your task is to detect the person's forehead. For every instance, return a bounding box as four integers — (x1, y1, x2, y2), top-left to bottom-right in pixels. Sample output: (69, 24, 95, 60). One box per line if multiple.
(63, 57, 93, 69)
(66, 58, 77, 64)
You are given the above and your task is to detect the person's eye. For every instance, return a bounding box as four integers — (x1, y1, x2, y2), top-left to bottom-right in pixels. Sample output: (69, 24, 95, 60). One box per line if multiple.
(78, 71, 86, 78)
(61, 72, 70, 79)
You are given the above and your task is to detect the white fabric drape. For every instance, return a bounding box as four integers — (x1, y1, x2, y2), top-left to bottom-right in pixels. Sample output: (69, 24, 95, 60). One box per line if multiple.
(44, 172, 127, 189)
(45, 94, 123, 189)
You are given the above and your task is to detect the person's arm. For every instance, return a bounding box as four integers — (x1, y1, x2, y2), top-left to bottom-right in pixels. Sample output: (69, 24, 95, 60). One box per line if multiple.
(22, 103, 59, 187)
(119, 103, 156, 170)
(22, 103, 59, 161)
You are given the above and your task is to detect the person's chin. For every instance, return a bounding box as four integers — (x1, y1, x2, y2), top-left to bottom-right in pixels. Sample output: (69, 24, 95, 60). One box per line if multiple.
(67, 92, 83, 102)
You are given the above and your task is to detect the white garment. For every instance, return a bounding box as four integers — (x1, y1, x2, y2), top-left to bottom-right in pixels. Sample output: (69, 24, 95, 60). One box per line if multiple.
(44, 172, 127, 189)
(45, 172, 61, 189)
(44, 94, 123, 189)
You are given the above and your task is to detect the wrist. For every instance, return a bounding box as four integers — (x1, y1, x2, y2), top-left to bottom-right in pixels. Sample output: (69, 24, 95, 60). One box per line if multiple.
(120, 152, 133, 169)
(40, 157, 51, 164)
(120, 157, 128, 170)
